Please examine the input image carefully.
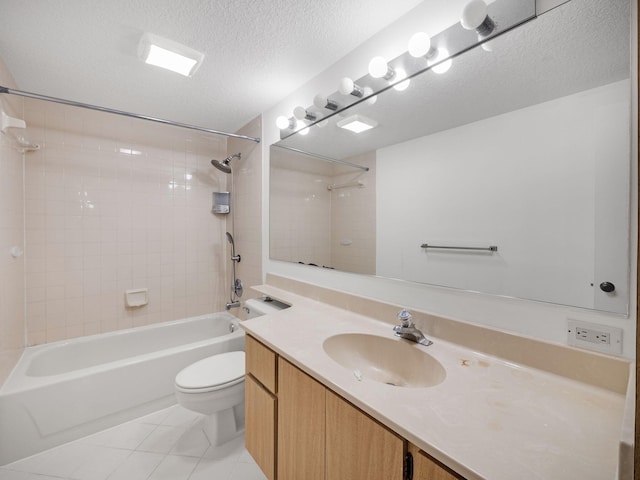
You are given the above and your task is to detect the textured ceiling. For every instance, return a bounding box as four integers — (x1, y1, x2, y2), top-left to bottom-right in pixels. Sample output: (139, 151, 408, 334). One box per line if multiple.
(279, 0, 631, 160)
(0, 0, 424, 134)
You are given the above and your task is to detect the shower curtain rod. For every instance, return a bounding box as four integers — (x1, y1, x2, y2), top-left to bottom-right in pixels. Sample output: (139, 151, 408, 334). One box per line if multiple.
(273, 144, 369, 172)
(0, 85, 261, 143)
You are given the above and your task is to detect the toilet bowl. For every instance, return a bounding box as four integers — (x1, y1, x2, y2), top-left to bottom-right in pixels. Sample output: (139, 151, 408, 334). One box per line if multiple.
(174, 297, 289, 446)
(175, 351, 246, 446)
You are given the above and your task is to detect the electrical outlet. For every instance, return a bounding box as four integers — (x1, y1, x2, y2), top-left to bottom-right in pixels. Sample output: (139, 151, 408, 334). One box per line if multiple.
(567, 319, 622, 354)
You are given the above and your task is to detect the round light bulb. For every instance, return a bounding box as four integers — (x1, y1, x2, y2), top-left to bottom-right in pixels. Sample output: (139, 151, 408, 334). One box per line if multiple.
(297, 119, 310, 136)
(313, 94, 327, 109)
(481, 37, 495, 52)
(293, 106, 307, 120)
(363, 86, 377, 106)
(276, 115, 291, 129)
(408, 32, 431, 58)
(393, 68, 410, 91)
(461, 0, 488, 30)
(338, 77, 355, 95)
(368, 56, 389, 78)
(429, 48, 452, 74)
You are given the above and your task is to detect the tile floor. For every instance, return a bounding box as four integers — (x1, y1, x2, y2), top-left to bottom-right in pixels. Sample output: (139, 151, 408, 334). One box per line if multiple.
(0, 405, 267, 480)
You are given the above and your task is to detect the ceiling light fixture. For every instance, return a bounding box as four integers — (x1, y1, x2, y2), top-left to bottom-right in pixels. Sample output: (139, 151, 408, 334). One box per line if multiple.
(336, 114, 377, 134)
(138, 33, 204, 77)
(461, 0, 495, 37)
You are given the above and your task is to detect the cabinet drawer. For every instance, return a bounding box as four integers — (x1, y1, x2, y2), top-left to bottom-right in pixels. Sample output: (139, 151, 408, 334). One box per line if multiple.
(245, 374, 276, 480)
(246, 335, 277, 393)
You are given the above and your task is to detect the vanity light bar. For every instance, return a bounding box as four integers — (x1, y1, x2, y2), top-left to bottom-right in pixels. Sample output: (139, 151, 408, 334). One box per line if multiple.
(275, 0, 533, 138)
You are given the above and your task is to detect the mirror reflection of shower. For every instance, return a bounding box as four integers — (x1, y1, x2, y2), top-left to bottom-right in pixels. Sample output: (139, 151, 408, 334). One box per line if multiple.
(211, 153, 243, 309)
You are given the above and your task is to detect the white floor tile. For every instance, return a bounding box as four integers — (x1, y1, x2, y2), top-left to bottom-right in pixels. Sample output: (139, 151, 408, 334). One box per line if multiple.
(187, 458, 235, 480)
(0, 470, 30, 480)
(147, 455, 198, 480)
(161, 407, 201, 427)
(201, 436, 245, 462)
(6, 442, 92, 478)
(69, 446, 131, 480)
(137, 408, 172, 426)
(169, 427, 209, 458)
(106, 451, 164, 480)
(82, 422, 156, 450)
(27, 475, 68, 480)
(231, 462, 268, 480)
(1, 408, 260, 480)
(137, 425, 188, 454)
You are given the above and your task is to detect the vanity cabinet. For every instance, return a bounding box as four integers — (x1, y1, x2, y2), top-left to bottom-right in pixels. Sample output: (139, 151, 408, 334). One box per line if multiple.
(409, 443, 465, 480)
(245, 336, 277, 480)
(277, 358, 325, 480)
(325, 389, 405, 479)
(245, 335, 466, 480)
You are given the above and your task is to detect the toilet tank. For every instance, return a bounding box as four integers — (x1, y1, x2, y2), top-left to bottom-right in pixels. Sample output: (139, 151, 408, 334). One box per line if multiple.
(244, 297, 289, 319)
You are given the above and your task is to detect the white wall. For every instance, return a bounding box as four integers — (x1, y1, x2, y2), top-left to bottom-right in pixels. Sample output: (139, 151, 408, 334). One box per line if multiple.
(262, 3, 637, 358)
(377, 81, 629, 314)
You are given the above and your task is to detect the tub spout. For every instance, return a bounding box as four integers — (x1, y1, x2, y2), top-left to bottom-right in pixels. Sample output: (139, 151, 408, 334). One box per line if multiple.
(226, 301, 241, 310)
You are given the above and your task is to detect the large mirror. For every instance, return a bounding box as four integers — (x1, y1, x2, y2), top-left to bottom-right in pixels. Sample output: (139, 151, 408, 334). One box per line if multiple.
(270, 0, 631, 314)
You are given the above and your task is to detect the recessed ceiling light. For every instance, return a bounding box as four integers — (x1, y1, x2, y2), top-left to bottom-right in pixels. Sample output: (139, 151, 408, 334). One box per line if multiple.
(336, 115, 378, 133)
(138, 33, 204, 77)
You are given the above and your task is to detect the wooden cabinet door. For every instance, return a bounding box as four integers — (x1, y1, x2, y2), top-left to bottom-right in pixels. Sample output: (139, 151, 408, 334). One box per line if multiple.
(277, 358, 326, 480)
(326, 390, 405, 480)
(245, 374, 276, 480)
(409, 443, 465, 480)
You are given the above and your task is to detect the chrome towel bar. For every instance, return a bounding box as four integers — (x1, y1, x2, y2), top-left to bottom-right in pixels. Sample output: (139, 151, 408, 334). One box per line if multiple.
(420, 244, 498, 252)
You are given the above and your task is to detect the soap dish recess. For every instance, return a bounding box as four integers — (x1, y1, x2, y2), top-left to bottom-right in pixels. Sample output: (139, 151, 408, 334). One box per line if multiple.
(125, 288, 148, 307)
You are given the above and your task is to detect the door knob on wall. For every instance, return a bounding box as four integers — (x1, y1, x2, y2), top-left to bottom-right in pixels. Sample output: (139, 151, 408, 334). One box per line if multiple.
(599, 282, 615, 293)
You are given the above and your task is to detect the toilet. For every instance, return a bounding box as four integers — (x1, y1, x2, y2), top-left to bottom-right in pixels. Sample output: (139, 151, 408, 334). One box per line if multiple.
(174, 297, 288, 446)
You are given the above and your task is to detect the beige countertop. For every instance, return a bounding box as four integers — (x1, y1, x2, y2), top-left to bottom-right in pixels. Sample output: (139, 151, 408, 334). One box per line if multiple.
(241, 282, 631, 480)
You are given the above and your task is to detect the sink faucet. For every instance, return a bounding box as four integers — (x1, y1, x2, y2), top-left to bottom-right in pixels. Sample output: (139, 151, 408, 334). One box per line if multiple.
(393, 309, 432, 346)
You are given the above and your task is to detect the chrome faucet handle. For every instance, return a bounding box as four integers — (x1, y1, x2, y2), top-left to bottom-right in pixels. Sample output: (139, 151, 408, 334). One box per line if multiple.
(397, 309, 413, 328)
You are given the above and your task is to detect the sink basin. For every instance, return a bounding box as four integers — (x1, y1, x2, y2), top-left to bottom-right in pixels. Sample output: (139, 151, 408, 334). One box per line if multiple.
(322, 333, 446, 388)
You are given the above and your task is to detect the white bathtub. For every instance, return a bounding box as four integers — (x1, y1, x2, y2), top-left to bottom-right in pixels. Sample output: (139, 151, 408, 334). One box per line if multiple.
(0, 312, 244, 466)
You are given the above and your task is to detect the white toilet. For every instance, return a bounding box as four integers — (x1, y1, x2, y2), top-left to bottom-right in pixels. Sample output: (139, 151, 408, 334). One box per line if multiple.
(174, 297, 288, 446)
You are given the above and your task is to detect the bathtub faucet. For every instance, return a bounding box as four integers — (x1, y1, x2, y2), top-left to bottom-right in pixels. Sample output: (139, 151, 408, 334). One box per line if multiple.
(226, 301, 240, 310)
(393, 309, 432, 346)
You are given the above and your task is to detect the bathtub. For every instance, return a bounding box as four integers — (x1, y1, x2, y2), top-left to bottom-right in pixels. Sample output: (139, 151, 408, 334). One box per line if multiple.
(0, 311, 244, 466)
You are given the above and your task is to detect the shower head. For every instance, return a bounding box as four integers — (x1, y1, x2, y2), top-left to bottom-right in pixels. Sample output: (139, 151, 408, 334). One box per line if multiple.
(211, 153, 241, 174)
(226, 232, 234, 246)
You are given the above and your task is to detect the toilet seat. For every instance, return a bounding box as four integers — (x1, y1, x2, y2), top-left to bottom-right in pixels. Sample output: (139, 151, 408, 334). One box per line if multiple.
(175, 351, 245, 393)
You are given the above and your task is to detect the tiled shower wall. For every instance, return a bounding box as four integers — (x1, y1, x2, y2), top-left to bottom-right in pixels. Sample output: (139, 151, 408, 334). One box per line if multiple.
(227, 117, 263, 304)
(0, 56, 25, 382)
(23, 100, 230, 345)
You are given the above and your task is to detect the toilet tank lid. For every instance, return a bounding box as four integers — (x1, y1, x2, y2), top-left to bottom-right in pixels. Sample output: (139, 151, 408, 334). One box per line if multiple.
(175, 351, 245, 389)
(245, 297, 289, 318)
